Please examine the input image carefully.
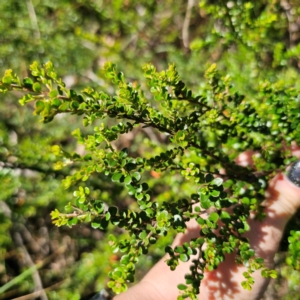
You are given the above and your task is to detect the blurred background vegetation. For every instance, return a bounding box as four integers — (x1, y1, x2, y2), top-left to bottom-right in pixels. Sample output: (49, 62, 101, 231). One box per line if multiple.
(0, 0, 300, 299)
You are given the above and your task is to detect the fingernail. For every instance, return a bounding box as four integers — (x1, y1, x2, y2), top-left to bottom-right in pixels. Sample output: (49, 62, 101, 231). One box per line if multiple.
(287, 160, 300, 187)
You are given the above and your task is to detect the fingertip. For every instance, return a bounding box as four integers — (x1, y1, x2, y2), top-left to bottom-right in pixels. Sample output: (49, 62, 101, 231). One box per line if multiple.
(234, 150, 255, 167)
(287, 160, 300, 188)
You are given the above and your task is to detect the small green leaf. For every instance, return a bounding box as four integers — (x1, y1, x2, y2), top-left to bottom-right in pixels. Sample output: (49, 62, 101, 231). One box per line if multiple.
(127, 185, 136, 195)
(85, 213, 91, 222)
(194, 206, 201, 213)
(241, 197, 250, 205)
(220, 211, 231, 222)
(58, 102, 69, 111)
(124, 175, 132, 185)
(269, 270, 277, 279)
(241, 281, 252, 291)
(135, 193, 143, 200)
(175, 246, 184, 254)
(208, 212, 219, 223)
(211, 190, 220, 197)
(179, 253, 189, 262)
(2, 75, 12, 84)
(33, 82, 42, 92)
(35, 100, 45, 114)
(132, 172, 141, 181)
(197, 217, 205, 225)
(243, 220, 250, 231)
(108, 206, 118, 216)
(238, 228, 245, 234)
(51, 98, 61, 107)
(145, 208, 154, 217)
(120, 254, 130, 265)
(200, 194, 211, 209)
(108, 159, 118, 167)
(177, 284, 187, 291)
(23, 77, 33, 87)
(139, 231, 147, 239)
(141, 182, 149, 191)
(212, 177, 223, 186)
(68, 218, 78, 226)
(112, 172, 123, 182)
(94, 201, 104, 213)
(49, 90, 58, 98)
(120, 148, 128, 158)
(71, 101, 80, 109)
(165, 245, 174, 255)
(91, 222, 100, 229)
(100, 218, 109, 229)
(205, 173, 214, 183)
(105, 211, 111, 221)
(83, 117, 89, 127)
(84, 154, 92, 161)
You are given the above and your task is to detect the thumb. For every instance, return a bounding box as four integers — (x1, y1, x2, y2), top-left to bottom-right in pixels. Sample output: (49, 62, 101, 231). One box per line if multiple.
(265, 160, 300, 222)
(245, 160, 300, 265)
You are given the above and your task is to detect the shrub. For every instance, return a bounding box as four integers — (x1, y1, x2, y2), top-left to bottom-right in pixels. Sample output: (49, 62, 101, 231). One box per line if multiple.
(1, 1, 300, 299)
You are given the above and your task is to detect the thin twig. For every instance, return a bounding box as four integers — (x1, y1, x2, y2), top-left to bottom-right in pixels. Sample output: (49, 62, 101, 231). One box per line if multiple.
(280, 0, 293, 48)
(26, 0, 41, 40)
(11, 280, 65, 300)
(17, 223, 49, 256)
(182, 0, 195, 48)
(0, 242, 65, 295)
(13, 232, 48, 300)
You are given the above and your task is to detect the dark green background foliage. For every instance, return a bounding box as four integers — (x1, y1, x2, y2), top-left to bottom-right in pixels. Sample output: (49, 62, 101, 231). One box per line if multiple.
(0, 1, 300, 299)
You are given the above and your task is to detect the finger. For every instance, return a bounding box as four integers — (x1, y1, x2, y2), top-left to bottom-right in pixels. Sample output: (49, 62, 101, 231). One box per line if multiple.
(234, 150, 257, 167)
(234, 141, 300, 168)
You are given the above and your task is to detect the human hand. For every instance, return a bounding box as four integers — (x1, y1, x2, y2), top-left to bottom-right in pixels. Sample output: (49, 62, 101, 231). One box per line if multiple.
(113, 151, 300, 300)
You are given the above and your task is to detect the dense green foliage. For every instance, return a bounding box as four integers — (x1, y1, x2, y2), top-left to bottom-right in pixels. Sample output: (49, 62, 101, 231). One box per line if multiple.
(0, 1, 300, 299)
